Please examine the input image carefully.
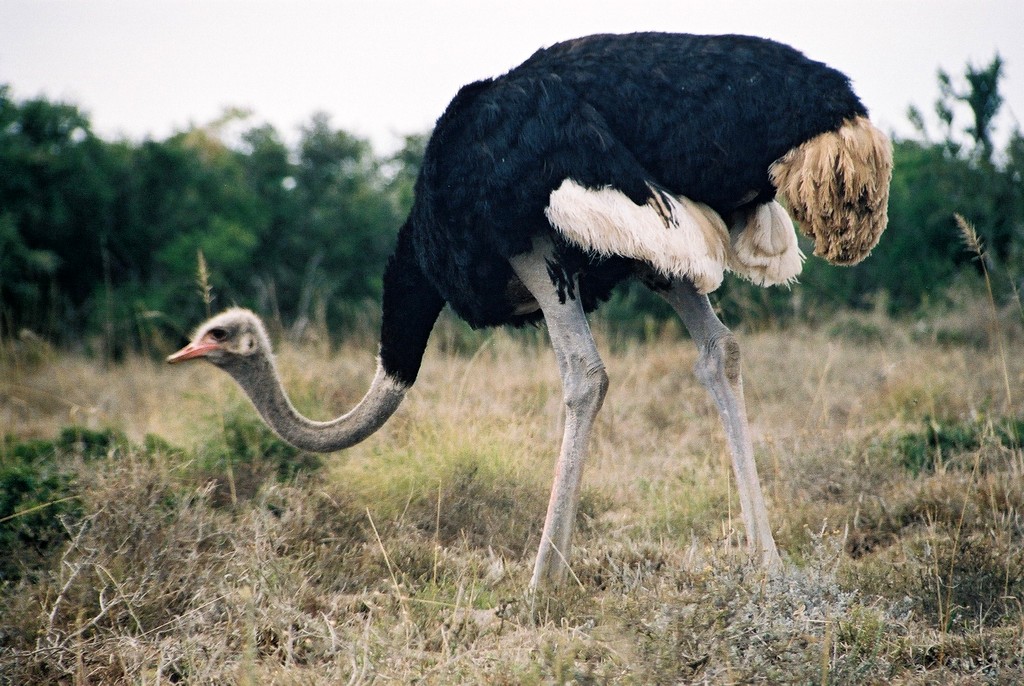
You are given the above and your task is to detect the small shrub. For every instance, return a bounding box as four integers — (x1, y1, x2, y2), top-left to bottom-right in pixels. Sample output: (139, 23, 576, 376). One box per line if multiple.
(922, 534, 1024, 630)
(895, 417, 1024, 474)
(0, 452, 79, 581)
(845, 531, 1024, 633)
(197, 404, 322, 505)
(0, 427, 139, 581)
(622, 550, 879, 685)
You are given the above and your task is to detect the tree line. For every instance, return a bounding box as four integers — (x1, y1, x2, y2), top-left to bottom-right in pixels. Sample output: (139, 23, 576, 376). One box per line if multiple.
(1, 57, 1021, 353)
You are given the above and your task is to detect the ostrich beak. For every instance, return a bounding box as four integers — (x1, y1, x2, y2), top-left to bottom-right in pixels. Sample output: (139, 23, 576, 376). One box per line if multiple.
(166, 340, 220, 364)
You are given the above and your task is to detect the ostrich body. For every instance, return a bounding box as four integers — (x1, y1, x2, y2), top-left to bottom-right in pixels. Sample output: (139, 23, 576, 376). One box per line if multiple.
(169, 32, 892, 589)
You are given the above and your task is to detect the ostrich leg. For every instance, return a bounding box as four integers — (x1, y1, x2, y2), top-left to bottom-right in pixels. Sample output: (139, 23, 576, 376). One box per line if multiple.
(658, 279, 781, 569)
(510, 241, 609, 589)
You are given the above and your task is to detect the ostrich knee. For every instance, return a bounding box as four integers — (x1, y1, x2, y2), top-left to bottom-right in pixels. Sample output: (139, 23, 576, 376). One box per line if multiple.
(563, 357, 609, 416)
(695, 331, 743, 392)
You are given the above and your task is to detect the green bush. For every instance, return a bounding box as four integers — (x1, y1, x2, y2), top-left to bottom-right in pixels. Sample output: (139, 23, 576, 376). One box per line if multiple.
(191, 404, 322, 506)
(0, 426, 128, 581)
(895, 417, 1024, 474)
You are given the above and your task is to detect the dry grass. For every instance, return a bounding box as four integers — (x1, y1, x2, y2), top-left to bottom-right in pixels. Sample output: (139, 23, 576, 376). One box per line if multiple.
(2, 306, 1024, 684)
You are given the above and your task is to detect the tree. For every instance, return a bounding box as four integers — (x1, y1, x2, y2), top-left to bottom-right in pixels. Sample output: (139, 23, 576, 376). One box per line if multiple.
(270, 113, 402, 332)
(385, 132, 429, 217)
(806, 55, 1023, 314)
(0, 87, 122, 339)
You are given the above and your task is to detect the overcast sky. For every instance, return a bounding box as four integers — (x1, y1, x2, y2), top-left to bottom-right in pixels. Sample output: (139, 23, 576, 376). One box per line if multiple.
(1, 1, 1021, 153)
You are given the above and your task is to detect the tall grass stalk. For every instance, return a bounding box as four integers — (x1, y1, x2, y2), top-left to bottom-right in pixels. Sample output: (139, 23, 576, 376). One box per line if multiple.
(101, 237, 115, 366)
(955, 214, 1013, 415)
(196, 249, 214, 319)
(367, 507, 412, 623)
(195, 249, 241, 504)
(0, 496, 79, 524)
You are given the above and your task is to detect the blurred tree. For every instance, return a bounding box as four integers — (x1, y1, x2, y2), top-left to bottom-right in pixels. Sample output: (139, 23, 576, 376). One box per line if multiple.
(947, 56, 1003, 164)
(799, 55, 1023, 315)
(0, 86, 121, 340)
(385, 132, 429, 216)
(275, 113, 402, 333)
(104, 124, 264, 352)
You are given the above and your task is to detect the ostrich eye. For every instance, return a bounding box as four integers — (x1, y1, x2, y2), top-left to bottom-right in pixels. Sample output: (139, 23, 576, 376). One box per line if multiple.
(208, 327, 228, 342)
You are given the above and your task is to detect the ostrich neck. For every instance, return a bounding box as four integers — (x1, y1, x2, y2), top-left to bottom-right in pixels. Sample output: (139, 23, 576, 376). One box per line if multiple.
(228, 219, 444, 453)
(229, 352, 408, 453)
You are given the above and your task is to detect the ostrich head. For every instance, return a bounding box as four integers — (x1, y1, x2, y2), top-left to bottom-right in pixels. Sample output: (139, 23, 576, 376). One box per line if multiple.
(166, 307, 271, 368)
(166, 307, 408, 453)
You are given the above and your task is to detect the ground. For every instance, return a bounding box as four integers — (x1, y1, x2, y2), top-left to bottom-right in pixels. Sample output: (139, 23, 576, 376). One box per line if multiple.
(2, 303, 1023, 684)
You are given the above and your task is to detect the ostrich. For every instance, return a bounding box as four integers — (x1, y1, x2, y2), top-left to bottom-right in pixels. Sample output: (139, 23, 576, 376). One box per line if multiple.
(168, 32, 892, 589)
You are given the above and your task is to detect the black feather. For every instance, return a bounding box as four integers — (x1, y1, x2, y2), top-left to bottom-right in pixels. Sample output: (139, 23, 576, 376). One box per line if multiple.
(378, 32, 868, 380)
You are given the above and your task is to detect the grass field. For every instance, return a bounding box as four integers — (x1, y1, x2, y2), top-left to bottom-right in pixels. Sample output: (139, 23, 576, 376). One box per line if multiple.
(2, 305, 1024, 684)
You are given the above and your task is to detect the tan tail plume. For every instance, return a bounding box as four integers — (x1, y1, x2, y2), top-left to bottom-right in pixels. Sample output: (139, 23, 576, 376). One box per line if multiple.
(769, 115, 892, 266)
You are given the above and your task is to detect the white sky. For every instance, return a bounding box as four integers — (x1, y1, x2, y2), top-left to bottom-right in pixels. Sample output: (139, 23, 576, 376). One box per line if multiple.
(1, 1, 1021, 153)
